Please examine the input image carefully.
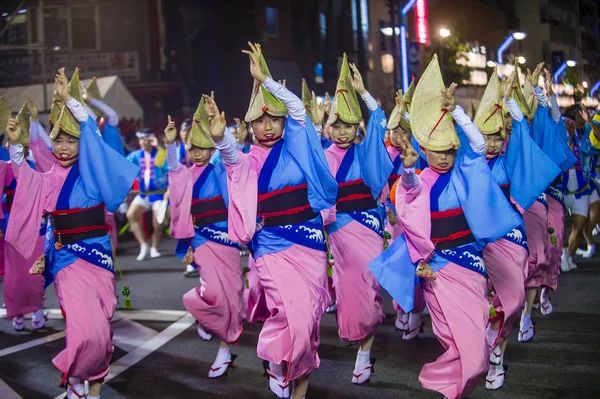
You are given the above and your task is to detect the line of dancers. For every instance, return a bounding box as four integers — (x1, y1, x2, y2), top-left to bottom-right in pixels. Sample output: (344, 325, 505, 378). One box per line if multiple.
(1, 41, 598, 399)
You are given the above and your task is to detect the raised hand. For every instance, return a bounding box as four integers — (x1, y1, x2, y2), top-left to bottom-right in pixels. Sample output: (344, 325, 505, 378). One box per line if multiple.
(579, 104, 590, 123)
(241, 42, 267, 83)
(233, 117, 248, 144)
(395, 89, 403, 106)
(6, 114, 22, 145)
(544, 69, 554, 96)
(399, 136, 419, 168)
(80, 82, 89, 101)
(26, 95, 38, 122)
(503, 73, 515, 101)
(348, 63, 366, 95)
(527, 62, 544, 87)
(324, 92, 332, 115)
(309, 91, 325, 126)
(164, 115, 177, 145)
(54, 67, 71, 102)
(203, 93, 226, 143)
(441, 83, 458, 112)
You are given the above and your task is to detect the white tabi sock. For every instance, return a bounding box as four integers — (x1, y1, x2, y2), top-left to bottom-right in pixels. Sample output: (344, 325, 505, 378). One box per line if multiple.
(355, 348, 371, 369)
(216, 345, 231, 362)
(486, 325, 500, 348)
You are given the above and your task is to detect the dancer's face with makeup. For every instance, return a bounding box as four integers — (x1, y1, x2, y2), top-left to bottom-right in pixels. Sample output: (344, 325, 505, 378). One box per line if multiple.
(423, 148, 457, 173)
(251, 113, 284, 148)
(330, 119, 358, 149)
(52, 131, 79, 168)
(484, 133, 505, 159)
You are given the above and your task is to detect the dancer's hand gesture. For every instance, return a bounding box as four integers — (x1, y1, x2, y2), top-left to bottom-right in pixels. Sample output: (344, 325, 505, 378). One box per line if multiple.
(349, 63, 366, 95)
(399, 137, 419, 168)
(441, 83, 458, 112)
(55, 67, 71, 102)
(242, 42, 267, 83)
(164, 115, 177, 145)
(203, 93, 226, 143)
(233, 118, 248, 144)
(6, 114, 22, 145)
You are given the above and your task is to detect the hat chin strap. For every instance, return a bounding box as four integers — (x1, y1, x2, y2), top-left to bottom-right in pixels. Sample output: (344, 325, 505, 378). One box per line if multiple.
(256, 136, 281, 144)
(53, 153, 79, 162)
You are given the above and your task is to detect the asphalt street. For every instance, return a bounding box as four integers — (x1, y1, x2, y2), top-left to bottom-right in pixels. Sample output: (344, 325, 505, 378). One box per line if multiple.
(1, 237, 599, 398)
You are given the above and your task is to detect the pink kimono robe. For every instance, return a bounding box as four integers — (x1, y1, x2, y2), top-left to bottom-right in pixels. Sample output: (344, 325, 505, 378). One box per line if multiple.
(323, 145, 385, 343)
(0, 161, 45, 319)
(169, 163, 245, 344)
(544, 194, 564, 290)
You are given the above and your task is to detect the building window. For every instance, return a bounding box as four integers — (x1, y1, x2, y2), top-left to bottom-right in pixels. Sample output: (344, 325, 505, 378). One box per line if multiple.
(265, 7, 279, 37)
(28, 2, 99, 51)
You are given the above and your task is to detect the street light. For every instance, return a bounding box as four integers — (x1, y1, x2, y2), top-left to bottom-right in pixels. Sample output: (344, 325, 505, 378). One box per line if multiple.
(439, 28, 451, 78)
(380, 27, 400, 37)
(439, 28, 451, 38)
(553, 60, 577, 83)
(487, 60, 497, 68)
(497, 31, 527, 65)
(517, 56, 526, 65)
(583, 81, 589, 88)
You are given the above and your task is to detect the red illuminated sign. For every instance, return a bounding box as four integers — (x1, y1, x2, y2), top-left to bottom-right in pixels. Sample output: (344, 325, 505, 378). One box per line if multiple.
(415, 0, 429, 46)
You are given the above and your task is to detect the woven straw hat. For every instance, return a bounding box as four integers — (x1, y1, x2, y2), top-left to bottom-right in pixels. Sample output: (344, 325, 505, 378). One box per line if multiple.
(244, 48, 287, 123)
(187, 96, 214, 150)
(411, 55, 460, 151)
(50, 68, 85, 139)
(0, 97, 10, 135)
(474, 68, 505, 138)
(326, 54, 362, 125)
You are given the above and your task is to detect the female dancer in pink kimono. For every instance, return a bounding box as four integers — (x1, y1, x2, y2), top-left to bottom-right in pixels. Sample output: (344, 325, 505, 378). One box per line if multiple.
(1, 98, 46, 331)
(527, 69, 577, 315)
(473, 66, 560, 389)
(320, 55, 391, 384)
(165, 100, 245, 378)
(204, 43, 337, 399)
(5, 68, 138, 399)
(385, 85, 428, 339)
(369, 56, 521, 399)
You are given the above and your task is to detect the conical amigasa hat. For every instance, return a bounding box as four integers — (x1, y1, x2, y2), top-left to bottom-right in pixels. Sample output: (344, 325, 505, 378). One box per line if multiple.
(326, 54, 362, 125)
(474, 68, 505, 138)
(51, 68, 85, 139)
(187, 97, 214, 149)
(0, 97, 10, 136)
(302, 78, 312, 110)
(522, 78, 538, 118)
(16, 100, 30, 146)
(244, 49, 287, 122)
(411, 55, 459, 151)
(509, 67, 530, 118)
(87, 77, 104, 118)
(403, 77, 415, 114)
(49, 92, 63, 126)
(387, 85, 413, 131)
(387, 90, 404, 130)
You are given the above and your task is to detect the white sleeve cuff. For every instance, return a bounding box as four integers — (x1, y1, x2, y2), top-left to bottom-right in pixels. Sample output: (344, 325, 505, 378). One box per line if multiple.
(401, 166, 418, 188)
(166, 142, 181, 172)
(549, 96, 561, 123)
(451, 105, 485, 155)
(10, 144, 24, 166)
(533, 86, 548, 108)
(65, 98, 89, 123)
(89, 98, 119, 126)
(263, 77, 306, 124)
(313, 123, 323, 138)
(84, 104, 98, 121)
(214, 135, 239, 166)
(504, 98, 523, 123)
(360, 91, 378, 112)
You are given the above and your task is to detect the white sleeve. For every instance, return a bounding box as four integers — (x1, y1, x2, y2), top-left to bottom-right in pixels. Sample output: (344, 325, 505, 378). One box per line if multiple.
(30, 121, 53, 148)
(166, 142, 181, 172)
(402, 165, 419, 188)
(313, 123, 323, 138)
(504, 98, 523, 123)
(262, 77, 306, 124)
(214, 133, 239, 166)
(65, 98, 89, 123)
(84, 104, 98, 121)
(89, 98, 119, 127)
(360, 91, 378, 111)
(533, 86, 548, 108)
(450, 105, 485, 155)
(10, 144, 24, 166)
(549, 95, 561, 123)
